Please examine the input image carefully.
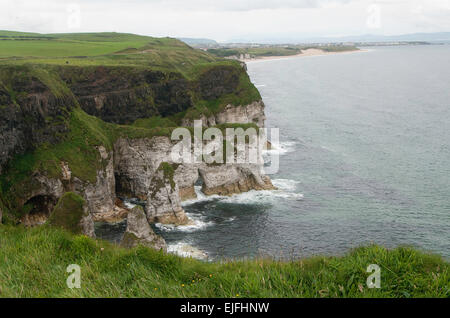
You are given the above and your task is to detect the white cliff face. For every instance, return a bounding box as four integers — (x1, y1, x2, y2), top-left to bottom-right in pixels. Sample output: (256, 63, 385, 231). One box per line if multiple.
(19, 146, 118, 227)
(15, 100, 272, 231)
(74, 147, 116, 218)
(181, 100, 266, 128)
(215, 101, 266, 127)
(173, 164, 202, 201)
(114, 136, 173, 199)
(121, 206, 167, 251)
(145, 164, 191, 225)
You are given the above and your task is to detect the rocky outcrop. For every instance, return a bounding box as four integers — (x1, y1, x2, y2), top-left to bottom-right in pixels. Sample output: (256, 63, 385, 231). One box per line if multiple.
(12, 146, 119, 226)
(47, 192, 95, 237)
(145, 163, 191, 225)
(91, 205, 128, 223)
(73, 146, 116, 218)
(182, 100, 266, 128)
(121, 206, 167, 251)
(215, 100, 266, 127)
(0, 63, 269, 230)
(114, 137, 174, 199)
(173, 164, 202, 201)
(17, 173, 65, 226)
(199, 164, 275, 196)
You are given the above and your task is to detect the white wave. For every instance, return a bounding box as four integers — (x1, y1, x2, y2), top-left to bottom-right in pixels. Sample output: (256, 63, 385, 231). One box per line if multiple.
(167, 242, 208, 260)
(181, 179, 303, 207)
(221, 189, 304, 204)
(155, 212, 214, 233)
(264, 141, 296, 156)
(255, 84, 266, 87)
(123, 200, 137, 209)
(272, 178, 301, 191)
(181, 186, 224, 206)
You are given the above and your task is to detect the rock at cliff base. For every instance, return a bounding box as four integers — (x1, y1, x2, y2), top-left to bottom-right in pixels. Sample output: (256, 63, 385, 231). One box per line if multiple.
(121, 206, 167, 251)
(47, 192, 95, 238)
(145, 163, 193, 226)
(200, 165, 276, 196)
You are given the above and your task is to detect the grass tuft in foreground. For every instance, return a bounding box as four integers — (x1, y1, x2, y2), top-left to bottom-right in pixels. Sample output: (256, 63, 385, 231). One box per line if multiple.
(0, 225, 448, 298)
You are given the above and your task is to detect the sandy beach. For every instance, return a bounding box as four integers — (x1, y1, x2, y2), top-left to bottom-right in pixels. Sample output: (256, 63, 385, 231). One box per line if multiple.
(243, 48, 368, 63)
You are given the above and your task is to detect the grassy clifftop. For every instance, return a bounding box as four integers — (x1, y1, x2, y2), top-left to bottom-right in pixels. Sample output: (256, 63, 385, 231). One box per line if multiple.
(0, 31, 220, 77)
(0, 31, 261, 221)
(0, 225, 448, 297)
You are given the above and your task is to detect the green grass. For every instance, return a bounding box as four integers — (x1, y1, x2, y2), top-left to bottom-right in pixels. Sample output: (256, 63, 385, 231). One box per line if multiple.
(0, 31, 219, 76)
(0, 225, 447, 297)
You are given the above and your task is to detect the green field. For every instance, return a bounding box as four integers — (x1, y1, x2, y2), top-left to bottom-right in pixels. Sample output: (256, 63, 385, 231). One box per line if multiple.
(0, 31, 220, 76)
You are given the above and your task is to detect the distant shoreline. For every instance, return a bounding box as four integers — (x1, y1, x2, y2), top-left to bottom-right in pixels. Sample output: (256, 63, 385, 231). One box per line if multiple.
(244, 48, 368, 63)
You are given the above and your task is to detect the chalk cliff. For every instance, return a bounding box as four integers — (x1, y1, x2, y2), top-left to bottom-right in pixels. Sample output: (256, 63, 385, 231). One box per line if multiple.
(145, 162, 191, 225)
(181, 100, 266, 128)
(121, 206, 167, 251)
(0, 60, 272, 250)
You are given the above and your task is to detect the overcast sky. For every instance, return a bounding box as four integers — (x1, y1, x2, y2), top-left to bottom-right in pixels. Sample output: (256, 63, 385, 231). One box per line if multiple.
(1, 0, 450, 42)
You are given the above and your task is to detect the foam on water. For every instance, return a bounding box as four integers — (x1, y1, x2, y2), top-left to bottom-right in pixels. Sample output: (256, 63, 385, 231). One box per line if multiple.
(155, 212, 214, 233)
(272, 178, 301, 191)
(264, 141, 296, 157)
(221, 188, 304, 204)
(182, 179, 303, 207)
(181, 186, 224, 206)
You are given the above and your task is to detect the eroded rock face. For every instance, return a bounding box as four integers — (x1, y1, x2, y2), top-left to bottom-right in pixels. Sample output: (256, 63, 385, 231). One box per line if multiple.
(199, 164, 275, 196)
(114, 137, 174, 199)
(74, 147, 116, 218)
(121, 206, 167, 251)
(0, 70, 75, 174)
(215, 100, 266, 127)
(145, 164, 191, 225)
(173, 164, 202, 201)
(16, 146, 118, 226)
(59, 66, 193, 125)
(181, 100, 266, 128)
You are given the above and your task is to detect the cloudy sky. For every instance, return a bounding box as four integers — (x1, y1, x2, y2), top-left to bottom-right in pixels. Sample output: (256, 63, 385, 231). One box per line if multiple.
(1, 0, 450, 42)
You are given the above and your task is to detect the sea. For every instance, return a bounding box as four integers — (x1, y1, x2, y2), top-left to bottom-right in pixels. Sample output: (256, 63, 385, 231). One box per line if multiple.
(96, 45, 450, 260)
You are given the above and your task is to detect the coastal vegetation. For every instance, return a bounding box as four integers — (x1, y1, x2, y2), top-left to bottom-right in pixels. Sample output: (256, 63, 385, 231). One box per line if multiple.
(0, 31, 261, 222)
(0, 224, 447, 297)
(206, 44, 359, 59)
